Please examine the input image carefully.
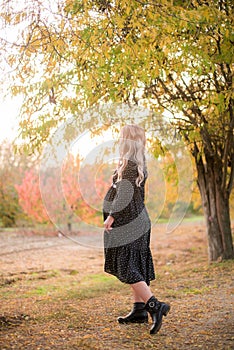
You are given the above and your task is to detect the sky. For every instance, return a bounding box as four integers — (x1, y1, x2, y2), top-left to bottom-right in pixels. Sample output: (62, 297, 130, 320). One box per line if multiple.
(0, 94, 21, 142)
(0, 91, 114, 161)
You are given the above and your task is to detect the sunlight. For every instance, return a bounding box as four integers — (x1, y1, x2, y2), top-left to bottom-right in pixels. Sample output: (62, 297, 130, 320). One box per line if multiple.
(0, 95, 22, 141)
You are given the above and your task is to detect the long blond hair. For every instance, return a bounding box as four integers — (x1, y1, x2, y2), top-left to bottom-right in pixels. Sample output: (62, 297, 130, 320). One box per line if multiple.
(116, 124, 146, 187)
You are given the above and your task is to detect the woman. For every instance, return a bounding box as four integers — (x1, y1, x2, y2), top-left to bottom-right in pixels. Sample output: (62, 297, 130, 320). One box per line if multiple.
(103, 124, 170, 335)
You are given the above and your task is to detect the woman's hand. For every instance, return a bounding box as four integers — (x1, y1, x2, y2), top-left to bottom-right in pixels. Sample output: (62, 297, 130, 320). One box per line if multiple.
(104, 215, 114, 232)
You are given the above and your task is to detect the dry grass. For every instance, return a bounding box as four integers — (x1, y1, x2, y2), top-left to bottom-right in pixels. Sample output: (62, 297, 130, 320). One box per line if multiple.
(0, 222, 233, 349)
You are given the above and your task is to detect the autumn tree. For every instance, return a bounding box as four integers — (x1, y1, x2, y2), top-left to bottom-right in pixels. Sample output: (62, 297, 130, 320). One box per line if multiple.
(15, 168, 49, 224)
(62, 153, 108, 227)
(0, 142, 20, 226)
(0, 140, 37, 226)
(0, 0, 233, 260)
(16, 152, 108, 228)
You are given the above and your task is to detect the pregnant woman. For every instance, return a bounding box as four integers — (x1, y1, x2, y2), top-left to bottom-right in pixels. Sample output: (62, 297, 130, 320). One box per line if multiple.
(103, 124, 170, 335)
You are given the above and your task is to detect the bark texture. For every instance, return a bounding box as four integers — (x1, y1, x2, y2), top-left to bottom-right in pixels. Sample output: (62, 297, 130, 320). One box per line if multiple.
(195, 144, 233, 261)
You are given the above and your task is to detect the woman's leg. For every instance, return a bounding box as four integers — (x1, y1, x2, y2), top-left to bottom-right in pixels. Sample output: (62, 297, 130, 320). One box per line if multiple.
(131, 281, 170, 334)
(131, 286, 145, 302)
(117, 282, 148, 323)
(131, 281, 153, 303)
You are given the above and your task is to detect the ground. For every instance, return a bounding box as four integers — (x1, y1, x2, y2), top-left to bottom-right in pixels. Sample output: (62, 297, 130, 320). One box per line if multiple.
(0, 221, 233, 350)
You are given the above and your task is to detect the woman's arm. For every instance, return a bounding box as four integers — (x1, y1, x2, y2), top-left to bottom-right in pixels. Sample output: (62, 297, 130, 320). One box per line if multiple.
(109, 164, 137, 221)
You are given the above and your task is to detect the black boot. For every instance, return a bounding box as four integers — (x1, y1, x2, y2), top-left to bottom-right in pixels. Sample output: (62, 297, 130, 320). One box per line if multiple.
(145, 296, 170, 334)
(118, 302, 148, 324)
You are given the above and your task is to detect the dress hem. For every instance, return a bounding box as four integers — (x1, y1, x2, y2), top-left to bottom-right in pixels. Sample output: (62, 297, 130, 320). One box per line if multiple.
(104, 271, 156, 286)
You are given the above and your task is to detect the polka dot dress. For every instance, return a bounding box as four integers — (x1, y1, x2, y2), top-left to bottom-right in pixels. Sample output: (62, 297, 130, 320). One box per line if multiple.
(103, 160, 155, 286)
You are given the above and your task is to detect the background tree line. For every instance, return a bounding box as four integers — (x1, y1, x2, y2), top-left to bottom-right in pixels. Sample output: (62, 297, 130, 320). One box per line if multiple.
(0, 139, 207, 229)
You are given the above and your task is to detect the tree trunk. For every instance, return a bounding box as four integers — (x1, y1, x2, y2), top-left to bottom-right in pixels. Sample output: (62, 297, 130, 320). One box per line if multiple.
(195, 151, 234, 262)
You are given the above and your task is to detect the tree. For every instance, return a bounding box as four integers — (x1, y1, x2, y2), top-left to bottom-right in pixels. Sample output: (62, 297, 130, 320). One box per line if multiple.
(0, 162, 20, 227)
(15, 168, 49, 224)
(0, 140, 35, 227)
(0, 0, 233, 260)
(16, 153, 108, 228)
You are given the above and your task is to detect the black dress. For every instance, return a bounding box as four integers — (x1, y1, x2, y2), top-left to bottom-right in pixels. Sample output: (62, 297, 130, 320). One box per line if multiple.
(103, 160, 155, 286)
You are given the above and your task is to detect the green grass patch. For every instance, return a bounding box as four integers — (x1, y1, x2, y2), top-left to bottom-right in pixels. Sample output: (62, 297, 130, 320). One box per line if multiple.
(26, 284, 57, 296)
(156, 215, 205, 224)
(209, 259, 234, 269)
(163, 285, 212, 299)
(15, 273, 122, 301)
(65, 273, 121, 300)
(181, 286, 211, 295)
(181, 216, 205, 223)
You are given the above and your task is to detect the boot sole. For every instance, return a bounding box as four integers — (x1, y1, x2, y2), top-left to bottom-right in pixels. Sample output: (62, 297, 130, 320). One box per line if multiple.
(118, 317, 148, 324)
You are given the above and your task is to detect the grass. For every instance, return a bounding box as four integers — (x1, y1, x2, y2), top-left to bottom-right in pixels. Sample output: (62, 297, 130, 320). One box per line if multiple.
(181, 215, 205, 223)
(0, 216, 206, 234)
(181, 286, 211, 295)
(62, 273, 122, 300)
(0, 272, 122, 301)
(156, 215, 205, 224)
(0, 223, 233, 350)
(27, 286, 55, 296)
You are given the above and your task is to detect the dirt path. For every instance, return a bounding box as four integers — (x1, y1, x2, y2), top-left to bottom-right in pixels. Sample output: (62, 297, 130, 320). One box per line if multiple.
(0, 222, 233, 349)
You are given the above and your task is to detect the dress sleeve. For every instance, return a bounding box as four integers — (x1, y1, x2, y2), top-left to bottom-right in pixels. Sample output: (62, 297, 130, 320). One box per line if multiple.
(109, 164, 137, 220)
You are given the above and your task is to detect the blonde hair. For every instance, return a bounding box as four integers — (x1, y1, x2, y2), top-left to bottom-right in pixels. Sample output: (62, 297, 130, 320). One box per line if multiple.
(116, 124, 146, 187)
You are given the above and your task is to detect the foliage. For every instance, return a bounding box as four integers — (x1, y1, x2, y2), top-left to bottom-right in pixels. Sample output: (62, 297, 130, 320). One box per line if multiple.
(146, 153, 196, 220)
(0, 0, 233, 258)
(0, 1, 232, 156)
(0, 180, 19, 227)
(0, 137, 203, 228)
(15, 168, 49, 224)
(15, 153, 109, 227)
(0, 141, 33, 227)
(1, 0, 233, 206)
